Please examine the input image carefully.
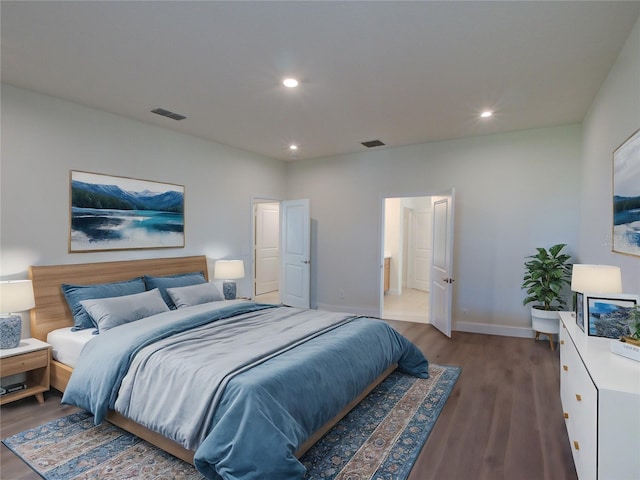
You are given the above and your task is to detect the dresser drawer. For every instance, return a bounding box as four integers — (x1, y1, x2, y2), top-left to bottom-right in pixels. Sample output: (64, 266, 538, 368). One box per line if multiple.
(559, 327, 597, 480)
(559, 312, 640, 480)
(1, 349, 49, 377)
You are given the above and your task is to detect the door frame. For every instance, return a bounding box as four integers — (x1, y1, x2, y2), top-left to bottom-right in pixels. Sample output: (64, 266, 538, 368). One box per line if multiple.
(378, 189, 455, 321)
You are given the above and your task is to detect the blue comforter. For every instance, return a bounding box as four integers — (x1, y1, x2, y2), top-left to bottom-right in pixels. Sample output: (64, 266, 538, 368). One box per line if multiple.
(62, 302, 428, 480)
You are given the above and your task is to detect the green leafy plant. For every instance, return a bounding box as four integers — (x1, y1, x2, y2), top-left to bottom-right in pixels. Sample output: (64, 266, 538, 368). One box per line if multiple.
(522, 243, 572, 311)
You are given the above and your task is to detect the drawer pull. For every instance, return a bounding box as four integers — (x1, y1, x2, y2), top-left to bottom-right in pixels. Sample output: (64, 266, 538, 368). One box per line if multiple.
(576, 394, 582, 402)
(563, 365, 568, 371)
(560, 340, 565, 345)
(564, 412, 569, 419)
(574, 441, 580, 450)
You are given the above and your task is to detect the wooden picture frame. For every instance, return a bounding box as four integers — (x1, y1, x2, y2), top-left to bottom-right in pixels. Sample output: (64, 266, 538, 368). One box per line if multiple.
(586, 293, 639, 338)
(69, 171, 185, 252)
(612, 128, 640, 257)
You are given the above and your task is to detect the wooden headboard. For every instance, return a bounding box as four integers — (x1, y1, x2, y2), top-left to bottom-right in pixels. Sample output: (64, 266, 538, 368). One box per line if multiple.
(28, 255, 209, 342)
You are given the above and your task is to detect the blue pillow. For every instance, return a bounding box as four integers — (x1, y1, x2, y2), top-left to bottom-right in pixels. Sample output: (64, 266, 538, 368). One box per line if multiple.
(61, 277, 146, 331)
(143, 272, 206, 309)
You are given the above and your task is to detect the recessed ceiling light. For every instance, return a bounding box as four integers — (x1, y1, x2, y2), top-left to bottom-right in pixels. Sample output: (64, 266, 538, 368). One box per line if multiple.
(283, 78, 299, 88)
(480, 111, 493, 118)
(289, 144, 298, 150)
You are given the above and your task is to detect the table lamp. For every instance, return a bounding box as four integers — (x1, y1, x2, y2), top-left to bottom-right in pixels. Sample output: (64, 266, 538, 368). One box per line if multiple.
(571, 264, 622, 294)
(214, 260, 245, 300)
(0, 280, 35, 349)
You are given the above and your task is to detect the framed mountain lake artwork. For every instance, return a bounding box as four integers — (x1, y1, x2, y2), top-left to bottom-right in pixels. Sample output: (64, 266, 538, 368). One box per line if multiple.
(613, 128, 640, 257)
(69, 171, 185, 252)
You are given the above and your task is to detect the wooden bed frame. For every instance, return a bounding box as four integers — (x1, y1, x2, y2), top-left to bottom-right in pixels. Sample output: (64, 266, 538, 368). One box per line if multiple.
(28, 255, 395, 465)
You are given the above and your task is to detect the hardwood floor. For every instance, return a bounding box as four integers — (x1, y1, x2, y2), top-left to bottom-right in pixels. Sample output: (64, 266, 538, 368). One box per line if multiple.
(387, 321, 577, 480)
(0, 322, 577, 480)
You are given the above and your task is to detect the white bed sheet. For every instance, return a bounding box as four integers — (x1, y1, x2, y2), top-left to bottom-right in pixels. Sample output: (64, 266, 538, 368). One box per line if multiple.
(45, 299, 257, 367)
(46, 327, 95, 368)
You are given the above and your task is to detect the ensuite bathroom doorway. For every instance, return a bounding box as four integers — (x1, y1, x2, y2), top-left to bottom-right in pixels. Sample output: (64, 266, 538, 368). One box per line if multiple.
(382, 196, 431, 323)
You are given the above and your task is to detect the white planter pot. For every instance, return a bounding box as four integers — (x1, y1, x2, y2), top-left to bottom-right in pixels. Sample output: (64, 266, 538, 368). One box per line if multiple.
(531, 307, 559, 334)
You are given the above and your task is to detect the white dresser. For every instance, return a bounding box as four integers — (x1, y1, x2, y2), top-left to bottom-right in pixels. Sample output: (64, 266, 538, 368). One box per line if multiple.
(558, 312, 640, 480)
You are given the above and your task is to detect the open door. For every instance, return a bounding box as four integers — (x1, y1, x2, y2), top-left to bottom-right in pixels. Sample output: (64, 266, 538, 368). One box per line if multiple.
(430, 190, 455, 337)
(280, 199, 310, 308)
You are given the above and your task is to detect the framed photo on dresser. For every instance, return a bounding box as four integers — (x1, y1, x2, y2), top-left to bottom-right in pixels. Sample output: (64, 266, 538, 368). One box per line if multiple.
(585, 293, 639, 338)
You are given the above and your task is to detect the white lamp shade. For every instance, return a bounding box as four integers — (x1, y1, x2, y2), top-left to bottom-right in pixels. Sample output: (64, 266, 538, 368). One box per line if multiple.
(214, 260, 245, 280)
(571, 264, 622, 294)
(0, 280, 36, 313)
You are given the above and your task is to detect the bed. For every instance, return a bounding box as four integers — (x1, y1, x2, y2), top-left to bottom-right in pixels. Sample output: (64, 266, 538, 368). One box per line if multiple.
(29, 255, 429, 480)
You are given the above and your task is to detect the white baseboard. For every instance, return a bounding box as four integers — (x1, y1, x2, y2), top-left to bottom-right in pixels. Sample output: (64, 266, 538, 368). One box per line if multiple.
(454, 321, 536, 339)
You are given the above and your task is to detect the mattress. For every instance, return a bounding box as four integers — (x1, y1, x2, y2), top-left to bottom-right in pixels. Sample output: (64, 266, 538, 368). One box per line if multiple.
(47, 327, 94, 367)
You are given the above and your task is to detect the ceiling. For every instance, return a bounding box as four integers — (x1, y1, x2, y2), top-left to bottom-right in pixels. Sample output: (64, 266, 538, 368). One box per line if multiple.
(2, 1, 639, 161)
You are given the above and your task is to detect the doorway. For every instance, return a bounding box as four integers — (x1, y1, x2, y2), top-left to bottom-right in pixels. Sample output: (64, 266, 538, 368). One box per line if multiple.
(251, 197, 312, 308)
(382, 196, 431, 323)
(252, 199, 280, 303)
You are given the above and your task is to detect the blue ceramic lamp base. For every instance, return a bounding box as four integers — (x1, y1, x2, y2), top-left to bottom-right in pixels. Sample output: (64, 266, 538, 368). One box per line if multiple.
(0, 315, 22, 349)
(223, 281, 237, 300)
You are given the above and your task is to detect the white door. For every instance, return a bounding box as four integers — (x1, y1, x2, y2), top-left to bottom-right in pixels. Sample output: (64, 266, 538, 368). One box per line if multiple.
(430, 190, 455, 337)
(410, 208, 431, 292)
(280, 199, 310, 308)
(255, 203, 280, 296)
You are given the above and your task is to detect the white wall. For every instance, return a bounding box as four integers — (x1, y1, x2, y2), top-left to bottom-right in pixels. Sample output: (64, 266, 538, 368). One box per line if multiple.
(1, 85, 287, 304)
(287, 124, 582, 334)
(579, 17, 640, 293)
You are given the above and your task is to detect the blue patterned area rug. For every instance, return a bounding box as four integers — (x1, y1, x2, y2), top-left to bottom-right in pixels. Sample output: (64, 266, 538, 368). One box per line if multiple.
(2, 364, 460, 480)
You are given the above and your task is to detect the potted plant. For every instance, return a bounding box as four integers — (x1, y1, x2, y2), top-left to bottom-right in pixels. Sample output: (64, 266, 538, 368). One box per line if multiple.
(522, 243, 572, 335)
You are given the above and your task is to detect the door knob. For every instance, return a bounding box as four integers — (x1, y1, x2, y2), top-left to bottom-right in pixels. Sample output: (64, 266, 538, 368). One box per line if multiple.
(302, 260, 311, 264)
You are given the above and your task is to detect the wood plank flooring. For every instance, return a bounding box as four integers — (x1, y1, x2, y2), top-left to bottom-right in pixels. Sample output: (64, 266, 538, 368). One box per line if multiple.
(0, 322, 577, 480)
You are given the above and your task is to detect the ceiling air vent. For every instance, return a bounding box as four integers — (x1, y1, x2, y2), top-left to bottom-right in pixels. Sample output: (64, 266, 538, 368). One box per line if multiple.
(361, 139, 385, 148)
(151, 107, 187, 121)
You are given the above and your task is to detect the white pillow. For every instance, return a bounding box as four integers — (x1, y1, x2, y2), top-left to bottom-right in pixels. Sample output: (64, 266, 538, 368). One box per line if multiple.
(80, 288, 170, 333)
(166, 282, 224, 308)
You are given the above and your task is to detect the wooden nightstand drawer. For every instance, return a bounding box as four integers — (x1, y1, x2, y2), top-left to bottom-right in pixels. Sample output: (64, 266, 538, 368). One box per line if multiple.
(1, 338, 51, 405)
(1, 349, 48, 377)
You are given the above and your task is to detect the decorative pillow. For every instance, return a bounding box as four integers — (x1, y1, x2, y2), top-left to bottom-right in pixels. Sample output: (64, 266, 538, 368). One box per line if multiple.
(143, 272, 206, 309)
(61, 277, 146, 330)
(80, 288, 170, 333)
(166, 282, 224, 309)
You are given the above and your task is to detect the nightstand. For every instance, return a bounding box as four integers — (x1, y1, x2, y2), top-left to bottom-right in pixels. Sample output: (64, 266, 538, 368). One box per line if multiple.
(0, 338, 51, 405)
